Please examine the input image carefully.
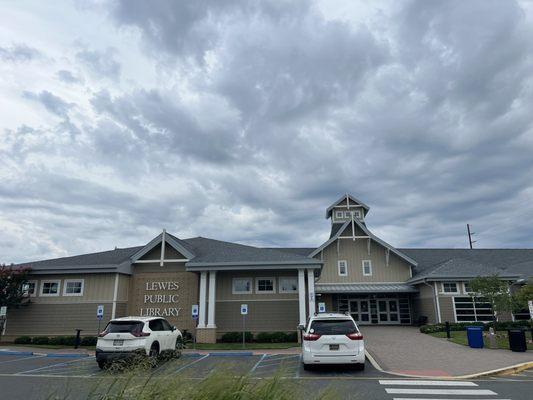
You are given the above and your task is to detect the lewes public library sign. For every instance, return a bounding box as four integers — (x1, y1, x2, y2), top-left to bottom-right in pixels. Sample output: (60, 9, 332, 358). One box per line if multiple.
(139, 281, 182, 317)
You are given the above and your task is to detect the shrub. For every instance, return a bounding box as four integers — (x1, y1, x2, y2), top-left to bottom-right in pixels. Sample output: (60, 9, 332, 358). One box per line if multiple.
(285, 331, 298, 342)
(13, 336, 32, 344)
(253, 332, 299, 343)
(80, 336, 97, 346)
(219, 332, 253, 343)
(420, 321, 530, 334)
(31, 336, 50, 345)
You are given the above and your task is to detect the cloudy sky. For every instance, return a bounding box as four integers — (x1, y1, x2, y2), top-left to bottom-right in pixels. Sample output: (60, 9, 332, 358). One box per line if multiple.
(1, 0, 533, 264)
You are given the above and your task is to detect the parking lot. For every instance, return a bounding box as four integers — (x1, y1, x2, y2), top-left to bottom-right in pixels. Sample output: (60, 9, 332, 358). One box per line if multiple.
(0, 351, 382, 379)
(1, 351, 533, 400)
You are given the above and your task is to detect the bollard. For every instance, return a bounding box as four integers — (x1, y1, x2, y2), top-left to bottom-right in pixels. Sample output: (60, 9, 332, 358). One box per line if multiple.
(445, 321, 451, 339)
(488, 327, 497, 349)
(74, 329, 82, 349)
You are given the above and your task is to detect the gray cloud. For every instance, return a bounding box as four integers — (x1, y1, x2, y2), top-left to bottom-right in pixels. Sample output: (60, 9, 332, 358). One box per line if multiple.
(56, 69, 83, 84)
(2, 0, 533, 264)
(22, 90, 74, 117)
(76, 47, 121, 80)
(0, 43, 41, 62)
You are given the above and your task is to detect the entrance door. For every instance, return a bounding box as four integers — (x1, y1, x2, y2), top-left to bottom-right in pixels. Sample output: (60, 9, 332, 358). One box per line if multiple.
(378, 299, 399, 324)
(349, 300, 370, 324)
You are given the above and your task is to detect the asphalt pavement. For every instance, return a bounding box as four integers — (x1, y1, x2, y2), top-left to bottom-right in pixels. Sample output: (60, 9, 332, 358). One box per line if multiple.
(0, 351, 532, 399)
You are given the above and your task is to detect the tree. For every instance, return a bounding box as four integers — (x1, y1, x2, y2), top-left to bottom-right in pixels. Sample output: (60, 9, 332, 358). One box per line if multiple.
(512, 282, 533, 314)
(469, 275, 512, 324)
(0, 264, 31, 308)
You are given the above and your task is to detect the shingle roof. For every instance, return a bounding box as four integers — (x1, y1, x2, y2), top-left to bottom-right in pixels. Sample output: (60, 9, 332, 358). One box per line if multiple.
(402, 249, 533, 281)
(183, 237, 319, 267)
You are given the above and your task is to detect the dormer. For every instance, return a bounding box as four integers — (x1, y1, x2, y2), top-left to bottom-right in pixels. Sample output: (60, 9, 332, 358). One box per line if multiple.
(326, 194, 370, 224)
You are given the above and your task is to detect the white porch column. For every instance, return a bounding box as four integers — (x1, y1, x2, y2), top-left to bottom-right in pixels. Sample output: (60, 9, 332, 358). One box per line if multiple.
(307, 269, 315, 316)
(207, 271, 217, 328)
(198, 271, 207, 328)
(298, 269, 307, 325)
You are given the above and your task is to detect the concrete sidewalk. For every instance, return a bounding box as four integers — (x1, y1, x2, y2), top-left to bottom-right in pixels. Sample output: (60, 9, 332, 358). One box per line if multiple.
(362, 326, 533, 377)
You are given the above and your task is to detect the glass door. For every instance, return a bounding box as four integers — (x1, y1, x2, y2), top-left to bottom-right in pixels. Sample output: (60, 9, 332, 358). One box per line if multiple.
(378, 299, 400, 324)
(349, 300, 370, 324)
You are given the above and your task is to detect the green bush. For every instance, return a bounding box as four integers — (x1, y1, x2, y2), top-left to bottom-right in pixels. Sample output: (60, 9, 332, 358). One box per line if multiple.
(31, 336, 50, 345)
(80, 336, 97, 346)
(420, 321, 530, 334)
(219, 332, 253, 343)
(13, 336, 32, 344)
(285, 331, 298, 342)
(255, 332, 298, 343)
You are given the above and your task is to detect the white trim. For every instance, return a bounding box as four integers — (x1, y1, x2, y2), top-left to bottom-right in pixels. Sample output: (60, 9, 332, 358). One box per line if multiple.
(440, 282, 459, 294)
(362, 260, 372, 276)
(63, 279, 85, 296)
(433, 282, 442, 323)
(24, 280, 38, 298)
(207, 271, 217, 328)
(160, 229, 166, 267)
(307, 269, 316, 315)
(111, 273, 119, 319)
(338, 236, 369, 239)
(462, 282, 473, 295)
(198, 271, 207, 328)
(40, 280, 61, 297)
(298, 269, 306, 325)
(337, 260, 348, 276)
(335, 210, 344, 219)
(278, 277, 298, 293)
(452, 296, 458, 323)
(255, 277, 276, 294)
(232, 277, 253, 294)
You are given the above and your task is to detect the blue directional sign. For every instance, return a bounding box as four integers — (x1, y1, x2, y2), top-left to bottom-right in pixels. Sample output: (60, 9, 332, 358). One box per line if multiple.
(240, 304, 248, 315)
(192, 304, 199, 320)
(96, 305, 104, 320)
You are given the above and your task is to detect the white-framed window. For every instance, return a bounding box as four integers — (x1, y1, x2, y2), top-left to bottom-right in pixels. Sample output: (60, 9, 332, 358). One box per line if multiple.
(256, 277, 275, 293)
(362, 260, 372, 276)
(441, 282, 458, 293)
(63, 279, 84, 296)
(232, 277, 252, 294)
(463, 282, 473, 294)
(279, 277, 298, 293)
(354, 209, 361, 218)
(40, 280, 61, 297)
(338, 260, 348, 276)
(335, 210, 344, 219)
(22, 280, 37, 297)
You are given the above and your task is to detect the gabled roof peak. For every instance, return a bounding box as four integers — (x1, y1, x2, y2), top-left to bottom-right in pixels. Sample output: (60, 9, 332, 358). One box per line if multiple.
(325, 193, 370, 219)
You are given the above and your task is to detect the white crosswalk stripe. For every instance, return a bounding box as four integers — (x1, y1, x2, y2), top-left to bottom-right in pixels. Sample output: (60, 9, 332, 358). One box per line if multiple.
(379, 378, 508, 400)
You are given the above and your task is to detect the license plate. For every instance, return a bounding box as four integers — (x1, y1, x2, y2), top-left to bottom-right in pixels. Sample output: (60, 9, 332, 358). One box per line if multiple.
(329, 344, 339, 350)
(113, 339, 124, 346)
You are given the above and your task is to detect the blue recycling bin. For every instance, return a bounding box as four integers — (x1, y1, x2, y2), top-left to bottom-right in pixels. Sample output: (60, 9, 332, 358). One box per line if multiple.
(466, 326, 484, 348)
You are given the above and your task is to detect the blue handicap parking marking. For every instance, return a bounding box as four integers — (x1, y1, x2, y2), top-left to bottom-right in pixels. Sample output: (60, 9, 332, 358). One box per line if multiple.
(250, 354, 302, 378)
(17, 357, 98, 376)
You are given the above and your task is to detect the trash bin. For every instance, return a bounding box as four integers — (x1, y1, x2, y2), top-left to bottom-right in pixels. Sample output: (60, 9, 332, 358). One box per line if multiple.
(466, 326, 484, 348)
(508, 329, 527, 352)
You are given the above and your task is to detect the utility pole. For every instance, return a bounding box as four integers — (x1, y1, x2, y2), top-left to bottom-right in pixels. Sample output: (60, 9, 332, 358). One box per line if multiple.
(467, 224, 476, 249)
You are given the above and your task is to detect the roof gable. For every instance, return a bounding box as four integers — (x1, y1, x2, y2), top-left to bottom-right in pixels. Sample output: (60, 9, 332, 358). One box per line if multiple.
(130, 230, 196, 264)
(326, 194, 370, 219)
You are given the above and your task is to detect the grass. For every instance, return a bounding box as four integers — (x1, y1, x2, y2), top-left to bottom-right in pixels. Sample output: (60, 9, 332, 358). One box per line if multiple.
(429, 331, 533, 350)
(192, 342, 298, 350)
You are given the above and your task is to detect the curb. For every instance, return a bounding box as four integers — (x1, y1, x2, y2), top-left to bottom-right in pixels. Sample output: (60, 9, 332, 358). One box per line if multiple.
(208, 352, 254, 357)
(44, 353, 91, 358)
(365, 349, 533, 379)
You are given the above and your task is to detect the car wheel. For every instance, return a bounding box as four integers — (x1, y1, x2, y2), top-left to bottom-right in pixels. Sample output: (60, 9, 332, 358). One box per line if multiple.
(303, 363, 312, 371)
(148, 343, 159, 367)
(353, 362, 365, 371)
(97, 360, 108, 370)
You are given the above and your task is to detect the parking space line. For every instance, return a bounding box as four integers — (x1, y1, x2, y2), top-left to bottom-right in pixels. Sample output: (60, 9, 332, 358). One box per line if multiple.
(380, 380, 477, 386)
(249, 354, 267, 373)
(0, 355, 45, 365)
(256, 355, 299, 367)
(15, 357, 87, 375)
(385, 388, 497, 395)
(294, 355, 302, 378)
(175, 354, 209, 373)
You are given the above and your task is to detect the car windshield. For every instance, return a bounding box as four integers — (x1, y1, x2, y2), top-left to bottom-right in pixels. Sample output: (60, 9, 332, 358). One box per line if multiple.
(106, 321, 144, 333)
(310, 319, 358, 335)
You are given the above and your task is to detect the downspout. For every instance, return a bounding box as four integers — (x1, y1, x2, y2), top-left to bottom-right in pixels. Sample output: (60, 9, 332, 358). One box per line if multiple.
(422, 279, 441, 324)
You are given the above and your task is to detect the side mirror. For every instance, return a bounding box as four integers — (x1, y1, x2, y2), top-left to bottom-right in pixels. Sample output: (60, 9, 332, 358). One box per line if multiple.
(297, 324, 305, 331)
(171, 326, 176, 331)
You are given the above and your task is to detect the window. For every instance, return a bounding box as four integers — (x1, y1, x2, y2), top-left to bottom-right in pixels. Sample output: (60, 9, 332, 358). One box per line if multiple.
(63, 279, 84, 296)
(256, 277, 275, 293)
(335, 210, 344, 219)
(279, 277, 298, 293)
(463, 282, 473, 294)
(22, 281, 37, 297)
(442, 282, 458, 293)
(354, 209, 361, 218)
(310, 319, 358, 335)
(362, 260, 372, 276)
(338, 260, 348, 276)
(40, 280, 60, 296)
(149, 319, 165, 331)
(161, 319, 173, 331)
(453, 297, 493, 322)
(232, 277, 252, 294)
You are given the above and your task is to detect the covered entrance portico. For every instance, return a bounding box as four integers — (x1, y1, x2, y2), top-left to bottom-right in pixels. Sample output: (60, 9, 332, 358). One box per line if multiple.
(315, 283, 418, 325)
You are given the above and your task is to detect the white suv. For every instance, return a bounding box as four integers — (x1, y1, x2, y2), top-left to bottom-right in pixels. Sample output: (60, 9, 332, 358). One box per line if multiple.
(96, 316, 182, 369)
(301, 313, 365, 370)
